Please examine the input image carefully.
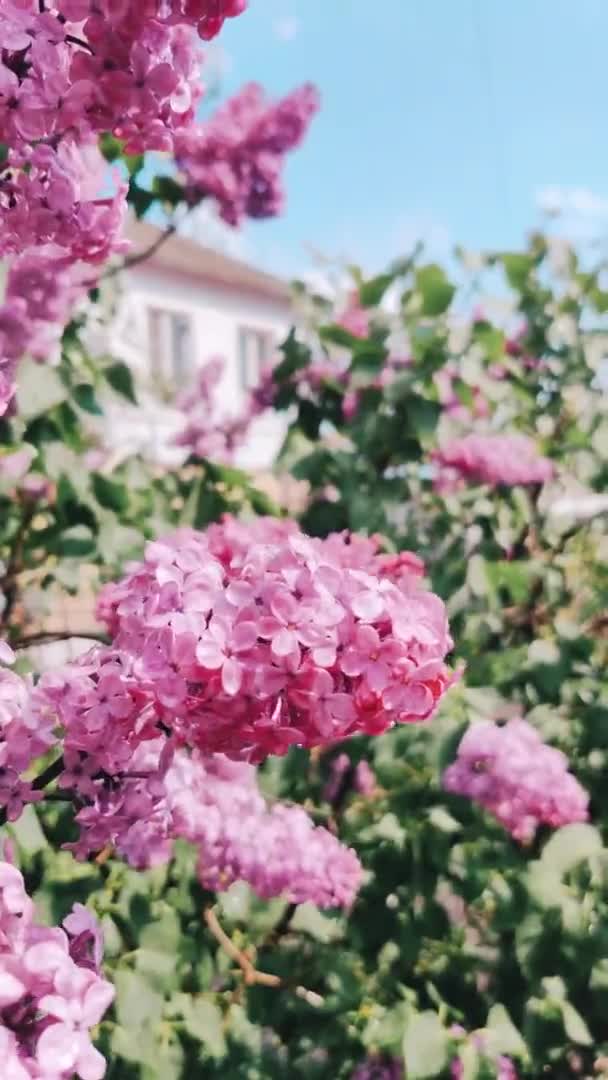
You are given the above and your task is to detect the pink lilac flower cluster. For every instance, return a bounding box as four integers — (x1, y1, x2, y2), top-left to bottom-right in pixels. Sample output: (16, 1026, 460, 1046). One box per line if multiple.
(166, 751, 362, 906)
(173, 356, 256, 463)
(443, 719, 589, 843)
(94, 516, 453, 761)
(351, 1055, 404, 1079)
(189, 0, 248, 40)
(14, 517, 447, 858)
(0, 3, 206, 160)
(175, 82, 320, 225)
(0, 247, 94, 416)
(337, 295, 371, 339)
(432, 433, 555, 491)
(0, 0, 254, 412)
(0, 645, 55, 821)
(32, 651, 171, 861)
(0, 861, 113, 1080)
(250, 343, 411, 427)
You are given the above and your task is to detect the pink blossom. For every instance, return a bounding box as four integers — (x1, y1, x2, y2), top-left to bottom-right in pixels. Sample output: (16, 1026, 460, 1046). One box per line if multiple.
(0, 862, 113, 1079)
(337, 296, 371, 339)
(432, 433, 555, 489)
(175, 81, 319, 225)
(166, 750, 362, 907)
(92, 517, 453, 761)
(443, 719, 589, 842)
(174, 356, 255, 463)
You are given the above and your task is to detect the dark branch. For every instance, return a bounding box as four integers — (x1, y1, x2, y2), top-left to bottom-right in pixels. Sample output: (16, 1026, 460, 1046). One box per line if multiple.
(65, 34, 94, 55)
(13, 631, 110, 650)
(101, 222, 177, 282)
(32, 756, 65, 792)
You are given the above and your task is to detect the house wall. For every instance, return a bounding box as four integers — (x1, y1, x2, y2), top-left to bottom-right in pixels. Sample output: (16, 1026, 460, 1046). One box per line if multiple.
(105, 263, 292, 470)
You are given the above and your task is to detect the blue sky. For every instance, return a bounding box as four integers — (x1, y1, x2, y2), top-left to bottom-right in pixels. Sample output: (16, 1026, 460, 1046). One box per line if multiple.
(193, 0, 608, 279)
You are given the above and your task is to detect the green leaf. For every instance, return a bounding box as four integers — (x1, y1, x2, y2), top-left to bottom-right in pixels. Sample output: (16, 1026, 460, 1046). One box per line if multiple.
(428, 806, 461, 834)
(193, 480, 228, 529)
(52, 524, 96, 558)
(472, 322, 506, 362)
(104, 362, 137, 404)
(358, 272, 395, 307)
(402, 1011, 449, 1078)
(73, 383, 103, 415)
(16, 361, 65, 418)
(467, 554, 490, 598)
(414, 265, 455, 316)
(92, 473, 130, 513)
(485, 1004, 527, 1058)
(319, 323, 365, 348)
(114, 970, 164, 1031)
(128, 182, 156, 219)
(273, 328, 311, 383)
(540, 823, 603, 875)
(403, 393, 442, 440)
(100, 133, 123, 163)
(502, 253, 535, 290)
(350, 340, 388, 376)
(561, 1001, 593, 1046)
(180, 998, 226, 1057)
(9, 806, 48, 854)
(290, 903, 343, 943)
(152, 175, 185, 207)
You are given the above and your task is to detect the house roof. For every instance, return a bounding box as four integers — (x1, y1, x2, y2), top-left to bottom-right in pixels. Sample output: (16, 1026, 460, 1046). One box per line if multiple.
(126, 220, 292, 304)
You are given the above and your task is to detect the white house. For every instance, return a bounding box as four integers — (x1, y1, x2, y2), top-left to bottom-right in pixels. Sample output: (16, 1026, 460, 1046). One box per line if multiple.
(103, 219, 293, 470)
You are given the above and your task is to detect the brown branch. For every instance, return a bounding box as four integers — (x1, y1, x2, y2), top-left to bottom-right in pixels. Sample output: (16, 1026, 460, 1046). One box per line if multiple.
(204, 907, 279, 987)
(100, 222, 177, 284)
(32, 755, 65, 792)
(65, 33, 94, 54)
(203, 907, 323, 1005)
(13, 631, 110, 650)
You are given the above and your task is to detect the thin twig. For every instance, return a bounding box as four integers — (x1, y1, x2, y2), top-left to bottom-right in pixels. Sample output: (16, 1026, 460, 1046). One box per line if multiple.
(101, 222, 177, 282)
(65, 33, 94, 54)
(32, 756, 65, 792)
(13, 631, 110, 650)
(204, 907, 279, 986)
(203, 906, 323, 1005)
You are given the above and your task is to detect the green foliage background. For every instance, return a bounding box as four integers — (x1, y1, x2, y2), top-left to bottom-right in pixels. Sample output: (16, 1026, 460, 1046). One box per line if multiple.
(3, 205, 608, 1078)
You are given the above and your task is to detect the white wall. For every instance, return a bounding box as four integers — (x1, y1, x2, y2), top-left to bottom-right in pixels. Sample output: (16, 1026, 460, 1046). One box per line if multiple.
(104, 264, 291, 470)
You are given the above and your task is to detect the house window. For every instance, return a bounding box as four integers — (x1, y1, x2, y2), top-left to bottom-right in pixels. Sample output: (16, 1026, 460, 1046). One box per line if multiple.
(238, 327, 273, 391)
(148, 308, 194, 392)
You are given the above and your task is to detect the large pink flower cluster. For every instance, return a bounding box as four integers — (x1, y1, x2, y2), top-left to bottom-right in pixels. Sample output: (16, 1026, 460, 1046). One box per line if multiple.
(0, 861, 113, 1080)
(432, 433, 555, 490)
(175, 81, 320, 225)
(96, 517, 453, 761)
(166, 751, 362, 906)
(7, 517, 448, 858)
(443, 719, 589, 843)
(0, 0, 254, 412)
(0, 646, 55, 821)
(0, 247, 94, 416)
(0, 3, 205, 159)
